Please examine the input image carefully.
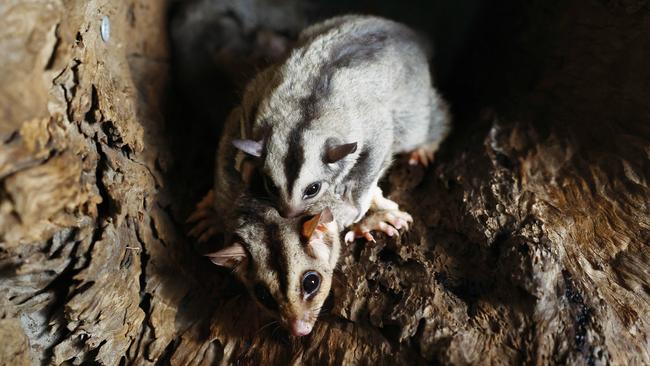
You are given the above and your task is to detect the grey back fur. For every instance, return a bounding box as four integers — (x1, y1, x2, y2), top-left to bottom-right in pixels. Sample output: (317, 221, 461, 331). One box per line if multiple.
(218, 14, 450, 227)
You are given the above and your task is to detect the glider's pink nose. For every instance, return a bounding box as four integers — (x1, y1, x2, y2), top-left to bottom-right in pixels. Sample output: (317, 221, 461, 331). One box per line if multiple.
(290, 319, 313, 337)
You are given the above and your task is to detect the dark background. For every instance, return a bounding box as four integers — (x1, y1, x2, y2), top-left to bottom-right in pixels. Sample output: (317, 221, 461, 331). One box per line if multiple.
(166, 0, 532, 214)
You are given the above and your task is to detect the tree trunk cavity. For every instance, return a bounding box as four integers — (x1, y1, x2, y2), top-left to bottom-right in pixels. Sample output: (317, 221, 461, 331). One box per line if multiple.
(0, 0, 648, 365)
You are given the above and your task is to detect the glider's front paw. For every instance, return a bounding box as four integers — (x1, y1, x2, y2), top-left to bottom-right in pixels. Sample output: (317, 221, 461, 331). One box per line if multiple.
(344, 209, 413, 243)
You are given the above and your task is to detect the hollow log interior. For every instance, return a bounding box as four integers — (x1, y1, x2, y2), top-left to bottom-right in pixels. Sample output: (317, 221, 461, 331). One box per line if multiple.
(0, 0, 648, 364)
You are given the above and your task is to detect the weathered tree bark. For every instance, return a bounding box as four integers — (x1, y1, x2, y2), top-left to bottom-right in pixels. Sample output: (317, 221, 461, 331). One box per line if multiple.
(1, 0, 648, 365)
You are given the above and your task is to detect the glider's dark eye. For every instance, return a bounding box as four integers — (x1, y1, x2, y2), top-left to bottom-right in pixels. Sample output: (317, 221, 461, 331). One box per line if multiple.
(263, 175, 280, 198)
(302, 271, 321, 296)
(254, 283, 278, 311)
(303, 182, 321, 199)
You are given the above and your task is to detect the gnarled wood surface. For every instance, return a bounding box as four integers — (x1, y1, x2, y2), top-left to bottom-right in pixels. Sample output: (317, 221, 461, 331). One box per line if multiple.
(0, 0, 648, 365)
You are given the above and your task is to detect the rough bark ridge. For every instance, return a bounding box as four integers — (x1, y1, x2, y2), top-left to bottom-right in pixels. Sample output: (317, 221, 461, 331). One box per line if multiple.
(1, 0, 648, 365)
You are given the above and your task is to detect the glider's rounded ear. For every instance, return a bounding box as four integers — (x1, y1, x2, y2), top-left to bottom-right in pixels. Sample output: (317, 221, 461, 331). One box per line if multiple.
(232, 139, 263, 157)
(319, 207, 334, 224)
(205, 242, 248, 268)
(325, 142, 357, 163)
(302, 208, 335, 261)
(301, 207, 334, 240)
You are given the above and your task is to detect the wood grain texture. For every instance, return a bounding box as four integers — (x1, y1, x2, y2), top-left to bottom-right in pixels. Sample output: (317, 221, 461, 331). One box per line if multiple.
(0, 0, 648, 365)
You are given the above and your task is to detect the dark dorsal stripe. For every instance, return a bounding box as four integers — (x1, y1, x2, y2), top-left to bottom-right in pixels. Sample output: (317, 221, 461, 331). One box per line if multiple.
(265, 223, 289, 295)
(283, 29, 390, 196)
(284, 121, 306, 197)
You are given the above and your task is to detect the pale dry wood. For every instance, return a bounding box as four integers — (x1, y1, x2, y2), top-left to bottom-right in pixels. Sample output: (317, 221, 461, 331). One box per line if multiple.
(0, 0, 648, 365)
